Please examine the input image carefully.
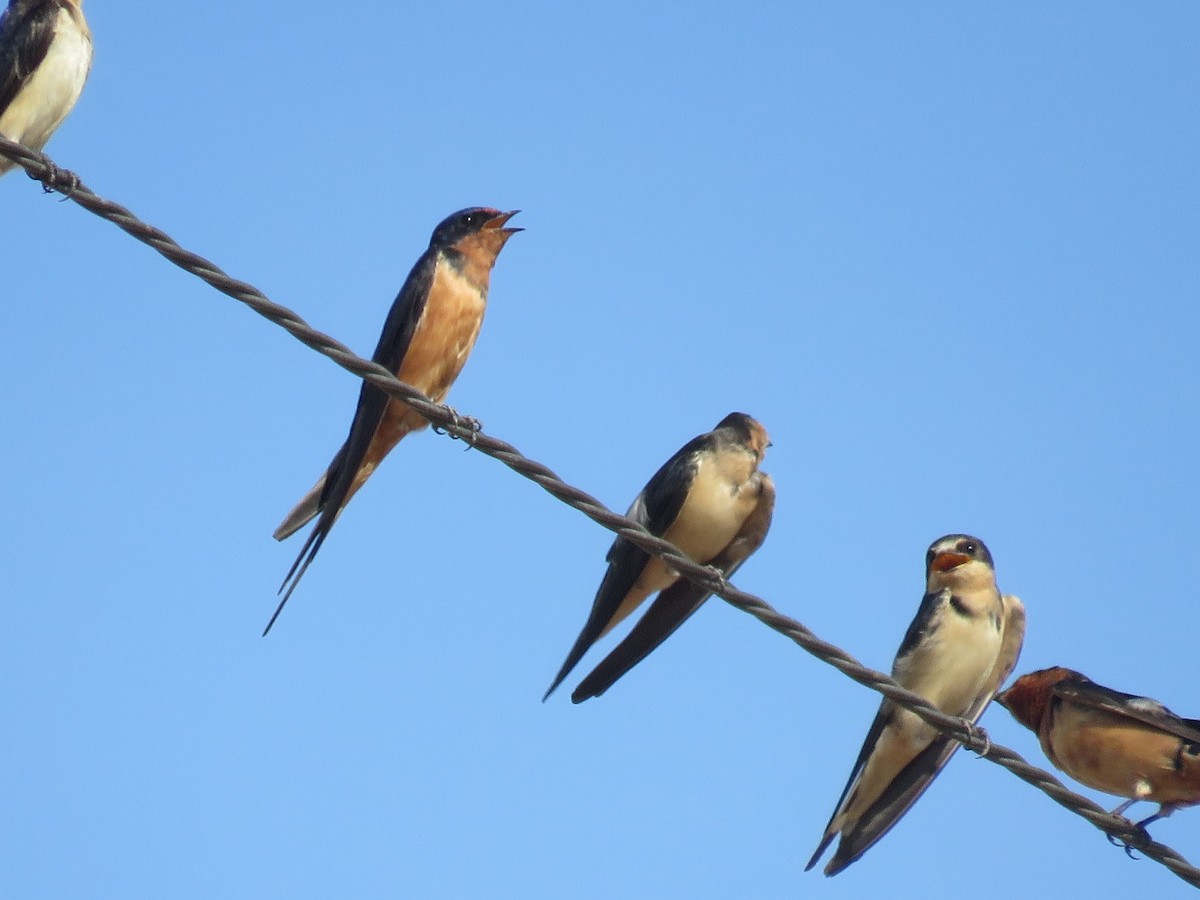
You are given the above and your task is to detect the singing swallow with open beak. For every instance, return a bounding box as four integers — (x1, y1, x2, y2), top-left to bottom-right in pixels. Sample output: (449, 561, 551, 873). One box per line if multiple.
(0, 0, 91, 177)
(806, 534, 1026, 876)
(996, 667, 1200, 835)
(543, 412, 774, 703)
(264, 207, 520, 635)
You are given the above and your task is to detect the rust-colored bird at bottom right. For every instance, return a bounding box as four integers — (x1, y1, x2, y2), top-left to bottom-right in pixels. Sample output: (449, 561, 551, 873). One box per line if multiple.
(996, 666, 1200, 831)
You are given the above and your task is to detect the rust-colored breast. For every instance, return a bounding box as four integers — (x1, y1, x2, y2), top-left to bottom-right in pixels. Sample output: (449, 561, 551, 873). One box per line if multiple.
(360, 261, 488, 473)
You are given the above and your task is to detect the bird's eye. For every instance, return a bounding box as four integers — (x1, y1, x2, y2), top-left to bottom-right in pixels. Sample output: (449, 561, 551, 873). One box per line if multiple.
(960, 541, 976, 554)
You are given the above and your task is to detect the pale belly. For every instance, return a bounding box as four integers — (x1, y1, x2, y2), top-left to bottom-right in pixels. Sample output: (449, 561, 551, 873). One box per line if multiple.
(602, 458, 760, 633)
(0, 16, 92, 152)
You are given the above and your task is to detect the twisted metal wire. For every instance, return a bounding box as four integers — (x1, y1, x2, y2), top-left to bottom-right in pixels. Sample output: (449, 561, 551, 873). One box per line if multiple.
(3, 137, 1197, 890)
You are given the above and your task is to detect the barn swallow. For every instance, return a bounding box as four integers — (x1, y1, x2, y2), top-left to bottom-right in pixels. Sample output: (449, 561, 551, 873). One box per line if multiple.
(996, 667, 1200, 833)
(806, 534, 1026, 876)
(0, 0, 91, 177)
(264, 207, 520, 635)
(542, 412, 774, 703)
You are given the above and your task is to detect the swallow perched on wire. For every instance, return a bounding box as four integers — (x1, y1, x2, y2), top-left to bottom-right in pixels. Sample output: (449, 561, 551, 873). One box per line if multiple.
(265, 207, 520, 635)
(0, 0, 91, 177)
(543, 412, 774, 703)
(996, 667, 1200, 834)
(807, 534, 1026, 876)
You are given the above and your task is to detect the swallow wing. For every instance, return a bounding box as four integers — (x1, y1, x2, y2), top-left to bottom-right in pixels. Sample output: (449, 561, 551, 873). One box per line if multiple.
(263, 251, 436, 634)
(891, 586, 947, 662)
(805, 700, 901, 873)
(570, 475, 775, 702)
(807, 588, 955, 874)
(1053, 678, 1200, 745)
(0, 1, 58, 114)
(973, 594, 1026, 716)
(542, 434, 709, 700)
(842, 735, 959, 871)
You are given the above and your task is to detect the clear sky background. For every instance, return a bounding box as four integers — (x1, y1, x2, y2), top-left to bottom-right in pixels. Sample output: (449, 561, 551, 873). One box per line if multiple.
(3, 2, 1198, 897)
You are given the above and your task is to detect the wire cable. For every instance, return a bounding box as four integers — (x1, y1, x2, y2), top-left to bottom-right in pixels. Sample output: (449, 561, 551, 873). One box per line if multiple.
(3, 137, 1197, 890)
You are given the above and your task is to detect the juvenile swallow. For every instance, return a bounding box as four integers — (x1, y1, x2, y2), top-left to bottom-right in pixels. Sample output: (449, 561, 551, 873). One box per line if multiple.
(265, 207, 520, 635)
(543, 412, 774, 703)
(996, 667, 1200, 832)
(806, 534, 1026, 876)
(0, 0, 91, 177)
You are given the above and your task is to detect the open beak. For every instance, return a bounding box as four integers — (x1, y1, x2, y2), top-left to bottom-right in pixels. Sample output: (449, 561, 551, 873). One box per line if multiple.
(483, 209, 522, 235)
(930, 551, 972, 572)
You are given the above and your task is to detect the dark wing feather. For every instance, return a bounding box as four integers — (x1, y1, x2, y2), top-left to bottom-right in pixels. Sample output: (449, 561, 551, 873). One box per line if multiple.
(570, 475, 775, 702)
(823, 733, 959, 876)
(636, 431, 710, 535)
(0, 1, 60, 115)
(0, 0, 64, 115)
(806, 701, 896, 871)
(807, 588, 947, 872)
(541, 434, 709, 699)
(262, 249, 436, 635)
(1055, 678, 1200, 745)
(892, 588, 947, 662)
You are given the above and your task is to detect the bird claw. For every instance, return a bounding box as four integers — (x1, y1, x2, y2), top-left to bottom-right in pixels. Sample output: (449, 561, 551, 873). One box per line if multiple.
(26, 162, 53, 191)
(433, 407, 482, 446)
(1114, 836, 1144, 860)
(29, 159, 77, 198)
(1103, 834, 1140, 859)
(1104, 818, 1150, 859)
(705, 565, 728, 593)
(966, 723, 991, 757)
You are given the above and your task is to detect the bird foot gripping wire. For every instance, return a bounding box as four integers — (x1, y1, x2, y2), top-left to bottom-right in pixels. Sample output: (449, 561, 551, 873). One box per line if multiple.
(703, 565, 729, 594)
(27, 160, 56, 193)
(1106, 825, 1150, 860)
(1104, 798, 1144, 857)
(1104, 803, 1161, 860)
(966, 723, 991, 757)
(432, 406, 482, 447)
(29, 158, 79, 199)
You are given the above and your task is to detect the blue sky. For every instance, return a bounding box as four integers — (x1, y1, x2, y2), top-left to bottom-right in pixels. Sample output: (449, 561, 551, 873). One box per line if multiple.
(3, 2, 1198, 897)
